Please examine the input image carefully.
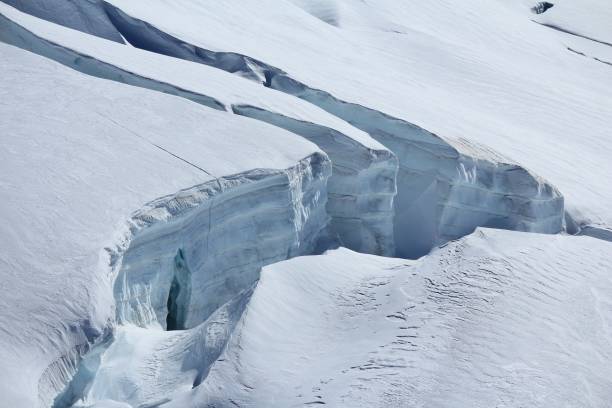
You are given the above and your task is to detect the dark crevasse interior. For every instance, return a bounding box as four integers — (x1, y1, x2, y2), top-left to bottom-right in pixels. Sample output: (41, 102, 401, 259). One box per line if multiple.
(531, 2, 554, 14)
(166, 249, 192, 331)
(0, 0, 123, 42)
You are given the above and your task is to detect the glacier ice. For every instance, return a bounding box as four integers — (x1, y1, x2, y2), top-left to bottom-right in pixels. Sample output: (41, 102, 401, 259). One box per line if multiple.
(0, 0, 123, 42)
(1, 1, 612, 407)
(99, 0, 612, 237)
(8, 0, 567, 258)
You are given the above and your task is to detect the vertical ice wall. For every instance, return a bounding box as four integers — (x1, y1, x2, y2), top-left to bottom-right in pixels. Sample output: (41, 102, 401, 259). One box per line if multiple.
(114, 158, 330, 330)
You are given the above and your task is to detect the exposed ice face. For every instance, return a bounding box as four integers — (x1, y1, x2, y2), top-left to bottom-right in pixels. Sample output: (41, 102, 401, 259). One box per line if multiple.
(232, 105, 397, 256)
(114, 158, 330, 331)
(0, 0, 123, 42)
(269, 75, 564, 257)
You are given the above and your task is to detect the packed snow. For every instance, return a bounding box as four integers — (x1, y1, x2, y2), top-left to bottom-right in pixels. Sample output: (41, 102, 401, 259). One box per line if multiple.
(0, 1, 611, 407)
(199, 231, 612, 408)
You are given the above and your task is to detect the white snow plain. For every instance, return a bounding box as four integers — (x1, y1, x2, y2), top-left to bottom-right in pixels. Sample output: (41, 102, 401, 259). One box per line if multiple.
(0, 1, 611, 407)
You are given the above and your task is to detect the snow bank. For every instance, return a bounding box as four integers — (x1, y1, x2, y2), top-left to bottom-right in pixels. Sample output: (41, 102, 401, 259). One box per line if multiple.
(197, 231, 612, 407)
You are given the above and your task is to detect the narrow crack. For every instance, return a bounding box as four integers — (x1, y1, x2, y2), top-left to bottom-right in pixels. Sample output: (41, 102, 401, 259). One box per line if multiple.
(534, 21, 612, 48)
(93, 111, 215, 178)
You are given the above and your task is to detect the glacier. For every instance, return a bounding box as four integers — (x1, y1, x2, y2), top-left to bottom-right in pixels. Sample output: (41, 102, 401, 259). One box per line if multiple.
(0, 1, 573, 258)
(0, 3, 398, 256)
(99, 0, 612, 240)
(0, 1, 611, 407)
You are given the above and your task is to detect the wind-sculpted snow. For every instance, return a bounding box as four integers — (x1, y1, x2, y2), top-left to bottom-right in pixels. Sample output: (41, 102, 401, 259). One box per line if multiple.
(0, 44, 330, 407)
(0, 3, 397, 256)
(197, 231, 612, 407)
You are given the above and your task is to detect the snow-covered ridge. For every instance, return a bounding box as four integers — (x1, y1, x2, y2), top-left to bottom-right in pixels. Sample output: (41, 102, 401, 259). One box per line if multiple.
(78, 1, 564, 258)
(0, 3, 397, 256)
(198, 231, 612, 407)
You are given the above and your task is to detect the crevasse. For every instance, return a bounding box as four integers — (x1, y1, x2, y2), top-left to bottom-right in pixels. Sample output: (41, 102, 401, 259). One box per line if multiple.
(0, 11, 398, 256)
(92, 2, 564, 258)
(51, 155, 332, 408)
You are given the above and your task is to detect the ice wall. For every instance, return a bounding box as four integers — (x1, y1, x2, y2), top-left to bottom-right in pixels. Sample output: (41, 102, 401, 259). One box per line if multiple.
(114, 158, 330, 330)
(79, 3, 565, 258)
(53, 155, 331, 407)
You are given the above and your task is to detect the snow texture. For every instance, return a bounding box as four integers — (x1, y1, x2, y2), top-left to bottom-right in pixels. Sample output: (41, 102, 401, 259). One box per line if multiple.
(101, 0, 612, 238)
(0, 3, 398, 256)
(198, 231, 612, 408)
(0, 1, 611, 407)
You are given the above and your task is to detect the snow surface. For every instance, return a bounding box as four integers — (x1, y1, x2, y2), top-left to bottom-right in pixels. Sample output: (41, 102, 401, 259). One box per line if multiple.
(0, 2, 400, 255)
(101, 0, 612, 232)
(0, 1, 611, 407)
(198, 231, 612, 408)
(0, 2, 575, 259)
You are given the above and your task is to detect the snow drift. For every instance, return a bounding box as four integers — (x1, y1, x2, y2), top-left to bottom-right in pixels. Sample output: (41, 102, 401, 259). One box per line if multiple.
(198, 231, 612, 407)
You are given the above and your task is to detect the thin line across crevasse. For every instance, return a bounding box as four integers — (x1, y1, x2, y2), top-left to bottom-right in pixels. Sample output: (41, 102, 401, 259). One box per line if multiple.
(94, 110, 215, 178)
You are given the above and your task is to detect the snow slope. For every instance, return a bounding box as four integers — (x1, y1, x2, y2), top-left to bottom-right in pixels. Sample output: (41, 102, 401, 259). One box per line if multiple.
(0, 43, 330, 408)
(99, 0, 612, 238)
(198, 231, 612, 408)
(0, 2, 576, 259)
(0, 3, 399, 256)
(0, 1, 610, 407)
